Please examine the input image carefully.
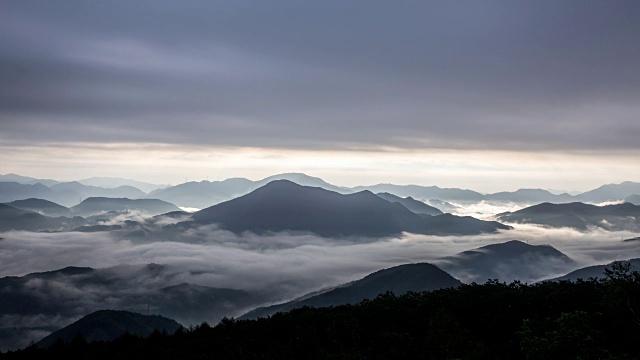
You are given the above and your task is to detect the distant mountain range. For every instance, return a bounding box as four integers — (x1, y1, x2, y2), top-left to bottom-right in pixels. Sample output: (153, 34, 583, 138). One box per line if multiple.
(436, 240, 577, 283)
(190, 180, 510, 237)
(241, 263, 461, 320)
(2, 172, 640, 209)
(497, 202, 640, 231)
(70, 197, 181, 217)
(37, 310, 182, 348)
(0, 181, 146, 207)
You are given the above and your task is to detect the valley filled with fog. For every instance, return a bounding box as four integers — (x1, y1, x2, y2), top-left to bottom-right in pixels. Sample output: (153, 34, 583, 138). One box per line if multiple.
(1, 173, 640, 350)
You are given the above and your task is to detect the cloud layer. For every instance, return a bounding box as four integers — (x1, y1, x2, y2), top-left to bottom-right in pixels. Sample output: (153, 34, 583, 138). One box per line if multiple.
(1, 1, 639, 152)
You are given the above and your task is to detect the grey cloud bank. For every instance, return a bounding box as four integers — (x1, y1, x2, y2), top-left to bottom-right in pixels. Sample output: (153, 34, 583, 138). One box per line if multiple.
(1, 1, 639, 151)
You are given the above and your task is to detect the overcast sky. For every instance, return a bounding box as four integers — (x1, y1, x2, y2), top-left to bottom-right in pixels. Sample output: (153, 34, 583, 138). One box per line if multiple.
(1, 1, 639, 191)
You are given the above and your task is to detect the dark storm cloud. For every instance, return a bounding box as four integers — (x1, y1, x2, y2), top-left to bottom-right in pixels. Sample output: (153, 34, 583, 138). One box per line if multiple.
(1, 0, 639, 150)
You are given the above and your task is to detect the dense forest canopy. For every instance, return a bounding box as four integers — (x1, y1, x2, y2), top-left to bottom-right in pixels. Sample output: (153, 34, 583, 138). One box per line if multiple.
(2, 261, 639, 360)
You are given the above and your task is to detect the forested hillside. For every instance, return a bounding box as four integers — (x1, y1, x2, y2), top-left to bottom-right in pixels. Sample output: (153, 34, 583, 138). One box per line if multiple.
(3, 262, 639, 360)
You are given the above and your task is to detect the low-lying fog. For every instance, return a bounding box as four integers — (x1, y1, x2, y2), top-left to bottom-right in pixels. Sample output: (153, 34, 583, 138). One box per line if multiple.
(2, 223, 638, 299)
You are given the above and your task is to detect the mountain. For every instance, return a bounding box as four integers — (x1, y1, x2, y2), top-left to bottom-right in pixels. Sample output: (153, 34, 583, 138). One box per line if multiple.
(552, 259, 640, 282)
(253, 173, 351, 194)
(191, 180, 510, 237)
(153, 283, 261, 326)
(147, 178, 255, 209)
(0, 203, 85, 232)
(625, 194, 640, 205)
(496, 202, 640, 231)
(376, 192, 443, 216)
(0, 181, 147, 207)
(0, 182, 74, 206)
(575, 181, 640, 203)
(70, 197, 182, 217)
(51, 182, 146, 200)
(241, 263, 461, 319)
(148, 173, 349, 209)
(0, 264, 265, 351)
(351, 184, 484, 203)
(425, 199, 461, 213)
(3, 198, 70, 217)
(436, 240, 577, 283)
(484, 189, 574, 204)
(419, 213, 512, 235)
(0, 173, 60, 187)
(78, 177, 168, 193)
(37, 310, 182, 348)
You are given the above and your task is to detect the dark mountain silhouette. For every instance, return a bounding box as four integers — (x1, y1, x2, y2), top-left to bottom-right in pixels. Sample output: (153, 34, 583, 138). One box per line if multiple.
(436, 240, 576, 283)
(0, 264, 268, 350)
(253, 173, 351, 194)
(241, 263, 461, 319)
(0, 204, 85, 232)
(552, 259, 640, 282)
(376, 192, 443, 215)
(148, 173, 350, 209)
(36, 310, 182, 348)
(497, 202, 640, 231)
(191, 180, 510, 237)
(153, 283, 261, 326)
(625, 194, 640, 205)
(484, 189, 574, 204)
(78, 177, 168, 193)
(3, 198, 71, 217)
(575, 181, 640, 203)
(70, 197, 181, 216)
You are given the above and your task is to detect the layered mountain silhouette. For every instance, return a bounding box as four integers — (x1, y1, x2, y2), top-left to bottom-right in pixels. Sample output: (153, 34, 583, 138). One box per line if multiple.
(37, 310, 182, 348)
(0, 204, 85, 232)
(51, 182, 146, 201)
(78, 177, 167, 193)
(4, 173, 640, 209)
(352, 184, 484, 203)
(147, 173, 349, 209)
(0, 181, 147, 207)
(497, 202, 640, 231)
(70, 197, 181, 217)
(146, 178, 255, 209)
(484, 189, 574, 203)
(626, 194, 640, 205)
(376, 192, 443, 216)
(436, 240, 576, 283)
(241, 263, 461, 319)
(575, 181, 640, 203)
(191, 180, 510, 237)
(551, 259, 640, 282)
(0, 264, 265, 351)
(3, 198, 71, 217)
(0, 173, 59, 187)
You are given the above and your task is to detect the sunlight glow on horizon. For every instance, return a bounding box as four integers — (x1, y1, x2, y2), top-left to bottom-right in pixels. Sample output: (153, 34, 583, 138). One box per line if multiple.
(1, 141, 638, 193)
